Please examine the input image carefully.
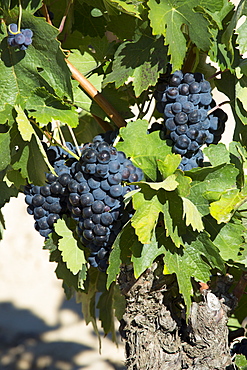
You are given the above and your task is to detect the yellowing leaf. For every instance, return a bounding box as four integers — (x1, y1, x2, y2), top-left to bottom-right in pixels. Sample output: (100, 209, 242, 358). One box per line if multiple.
(55, 219, 86, 275)
(182, 197, 204, 232)
(15, 105, 35, 141)
(144, 174, 178, 191)
(210, 188, 243, 223)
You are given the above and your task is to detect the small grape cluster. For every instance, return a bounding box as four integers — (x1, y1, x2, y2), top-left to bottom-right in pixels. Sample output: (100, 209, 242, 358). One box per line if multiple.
(24, 137, 143, 271)
(154, 70, 227, 170)
(7, 23, 33, 50)
(231, 338, 247, 359)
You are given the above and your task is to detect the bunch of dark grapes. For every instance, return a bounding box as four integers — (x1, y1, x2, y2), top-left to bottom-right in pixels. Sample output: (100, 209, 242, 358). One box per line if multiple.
(153, 70, 227, 171)
(7, 23, 33, 50)
(231, 338, 247, 359)
(24, 138, 143, 271)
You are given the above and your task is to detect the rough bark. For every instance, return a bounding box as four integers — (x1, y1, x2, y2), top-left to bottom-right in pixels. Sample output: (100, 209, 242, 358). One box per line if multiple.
(118, 264, 236, 370)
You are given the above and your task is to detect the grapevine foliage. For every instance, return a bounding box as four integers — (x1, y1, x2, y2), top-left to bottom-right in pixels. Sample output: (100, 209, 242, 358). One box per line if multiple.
(1, 0, 247, 355)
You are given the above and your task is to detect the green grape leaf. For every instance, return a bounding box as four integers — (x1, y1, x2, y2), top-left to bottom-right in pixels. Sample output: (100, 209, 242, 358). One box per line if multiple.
(210, 188, 243, 223)
(106, 222, 134, 289)
(104, 0, 141, 18)
(175, 171, 192, 197)
(6, 168, 26, 189)
(27, 135, 48, 185)
(0, 131, 11, 171)
(0, 180, 18, 208)
(103, 35, 167, 96)
(235, 354, 247, 369)
(131, 186, 164, 244)
(163, 201, 184, 248)
(68, 49, 99, 76)
(97, 284, 116, 341)
(157, 154, 182, 179)
(148, 0, 211, 71)
(26, 87, 79, 128)
(15, 105, 35, 141)
(131, 235, 166, 278)
(182, 197, 204, 232)
(203, 143, 230, 166)
(143, 175, 179, 191)
(163, 232, 224, 313)
(0, 12, 72, 110)
(112, 283, 126, 321)
(237, 19, 247, 56)
(116, 120, 172, 181)
(212, 221, 246, 263)
(55, 219, 86, 275)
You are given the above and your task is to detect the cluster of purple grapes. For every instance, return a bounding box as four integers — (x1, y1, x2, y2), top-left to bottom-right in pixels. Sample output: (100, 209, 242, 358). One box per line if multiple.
(24, 137, 143, 271)
(154, 71, 227, 171)
(7, 23, 33, 50)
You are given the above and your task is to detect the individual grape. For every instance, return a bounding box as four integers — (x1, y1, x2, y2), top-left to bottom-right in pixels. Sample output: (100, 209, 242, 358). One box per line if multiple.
(109, 160, 121, 173)
(59, 173, 71, 186)
(78, 182, 90, 194)
(40, 185, 51, 197)
(189, 94, 200, 105)
(83, 218, 94, 229)
(37, 217, 49, 230)
(85, 163, 96, 174)
(92, 213, 102, 224)
(95, 163, 109, 176)
(165, 118, 176, 131)
(8, 23, 18, 34)
(170, 131, 179, 142)
(189, 82, 201, 94)
(176, 124, 188, 135)
(205, 132, 214, 144)
(109, 185, 123, 198)
(174, 112, 188, 125)
(80, 193, 94, 207)
(39, 229, 53, 238)
(182, 101, 194, 113)
(82, 206, 93, 218)
(169, 73, 182, 87)
(107, 173, 122, 185)
(47, 214, 60, 227)
(88, 177, 100, 189)
(186, 125, 199, 140)
(83, 229, 94, 241)
(188, 110, 201, 124)
(82, 148, 97, 163)
(100, 179, 111, 191)
(93, 224, 107, 236)
(164, 103, 175, 118)
(100, 212, 114, 226)
(92, 200, 105, 213)
(34, 207, 46, 219)
(166, 87, 179, 100)
(172, 102, 182, 114)
(200, 92, 212, 106)
(69, 193, 81, 206)
(22, 29, 33, 38)
(92, 188, 106, 200)
(24, 37, 32, 46)
(196, 130, 208, 144)
(49, 202, 62, 214)
(14, 33, 25, 45)
(46, 173, 57, 183)
(104, 195, 117, 207)
(179, 84, 190, 95)
(50, 182, 63, 195)
(183, 73, 195, 84)
(25, 194, 33, 205)
(200, 80, 211, 92)
(188, 140, 200, 152)
(32, 194, 45, 207)
(176, 135, 191, 149)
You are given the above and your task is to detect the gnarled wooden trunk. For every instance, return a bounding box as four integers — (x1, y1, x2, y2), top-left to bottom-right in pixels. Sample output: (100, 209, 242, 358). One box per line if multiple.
(119, 265, 235, 370)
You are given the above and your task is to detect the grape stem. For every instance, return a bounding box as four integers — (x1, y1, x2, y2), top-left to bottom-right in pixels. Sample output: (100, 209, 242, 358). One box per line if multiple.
(66, 124, 81, 157)
(65, 59, 126, 128)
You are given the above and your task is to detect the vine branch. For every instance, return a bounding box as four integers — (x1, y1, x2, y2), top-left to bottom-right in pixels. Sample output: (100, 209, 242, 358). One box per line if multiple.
(65, 59, 126, 129)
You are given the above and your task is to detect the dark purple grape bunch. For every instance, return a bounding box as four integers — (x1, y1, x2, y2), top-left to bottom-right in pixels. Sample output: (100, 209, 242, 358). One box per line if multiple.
(154, 70, 227, 171)
(24, 143, 79, 238)
(7, 23, 33, 50)
(24, 138, 143, 271)
(66, 137, 143, 271)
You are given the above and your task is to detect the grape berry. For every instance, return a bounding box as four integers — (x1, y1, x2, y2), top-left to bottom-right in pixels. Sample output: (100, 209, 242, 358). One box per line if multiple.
(24, 137, 143, 271)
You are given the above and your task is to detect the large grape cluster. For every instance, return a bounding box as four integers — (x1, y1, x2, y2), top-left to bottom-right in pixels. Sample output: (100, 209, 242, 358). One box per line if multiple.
(7, 23, 33, 50)
(154, 70, 227, 170)
(24, 137, 143, 271)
